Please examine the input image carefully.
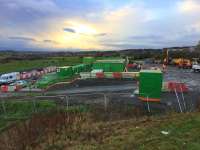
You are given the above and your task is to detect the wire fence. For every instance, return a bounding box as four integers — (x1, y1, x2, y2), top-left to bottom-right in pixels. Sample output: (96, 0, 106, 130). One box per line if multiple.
(1, 91, 199, 132)
(1, 92, 173, 124)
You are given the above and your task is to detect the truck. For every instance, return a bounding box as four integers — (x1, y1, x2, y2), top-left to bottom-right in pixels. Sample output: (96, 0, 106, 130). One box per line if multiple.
(0, 72, 20, 85)
(178, 59, 192, 69)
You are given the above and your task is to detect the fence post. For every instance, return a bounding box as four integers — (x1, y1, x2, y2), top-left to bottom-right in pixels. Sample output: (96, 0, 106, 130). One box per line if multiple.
(33, 98, 37, 113)
(65, 96, 69, 111)
(1, 99, 7, 118)
(104, 94, 107, 111)
(147, 96, 151, 113)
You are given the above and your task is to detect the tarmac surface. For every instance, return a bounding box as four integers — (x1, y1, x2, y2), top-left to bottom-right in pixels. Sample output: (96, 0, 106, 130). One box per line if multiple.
(164, 66, 200, 92)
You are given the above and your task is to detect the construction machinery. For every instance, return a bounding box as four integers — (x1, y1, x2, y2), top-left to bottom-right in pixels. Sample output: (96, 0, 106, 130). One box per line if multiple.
(170, 58, 192, 69)
(177, 59, 192, 69)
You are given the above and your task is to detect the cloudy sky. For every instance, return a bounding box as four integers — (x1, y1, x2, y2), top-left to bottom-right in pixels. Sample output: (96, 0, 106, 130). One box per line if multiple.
(0, 0, 200, 51)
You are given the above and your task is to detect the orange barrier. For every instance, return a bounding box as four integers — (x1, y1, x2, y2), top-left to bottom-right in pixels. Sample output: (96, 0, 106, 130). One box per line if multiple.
(167, 82, 188, 92)
(113, 72, 122, 79)
(1, 85, 8, 92)
(138, 97, 160, 102)
(96, 72, 104, 78)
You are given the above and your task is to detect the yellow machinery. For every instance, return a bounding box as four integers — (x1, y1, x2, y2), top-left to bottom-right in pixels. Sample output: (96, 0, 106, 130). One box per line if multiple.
(172, 58, 192, 68)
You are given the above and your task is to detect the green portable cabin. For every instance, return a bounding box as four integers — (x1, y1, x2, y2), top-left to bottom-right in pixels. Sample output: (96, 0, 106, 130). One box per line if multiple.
(83, 57, 95, 64)
(72, 65, 79, 74)
(139, 70, 163, 102)
(72, 64, 83, 74)
(78, 64, 85, 72)
(93, 59, 125, 72)
(57, 66, 73, 77)
(81, 64, 91, 72)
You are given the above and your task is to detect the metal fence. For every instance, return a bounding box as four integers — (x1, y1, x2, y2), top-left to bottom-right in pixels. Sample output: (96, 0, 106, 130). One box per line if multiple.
(0, 92, 171, 124)
(0, 90, 199, 123)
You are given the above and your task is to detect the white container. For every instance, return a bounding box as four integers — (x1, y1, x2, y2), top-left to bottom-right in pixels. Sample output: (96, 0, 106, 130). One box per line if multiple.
(91, 69, 103, 74)
(80, 72, 91, 79)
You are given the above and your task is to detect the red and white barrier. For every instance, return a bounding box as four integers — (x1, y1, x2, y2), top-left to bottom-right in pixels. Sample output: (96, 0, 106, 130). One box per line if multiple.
(1, 85, 21, 92)
(113, 72, 122, 79)
(96, 72, 104, 78)
(167, 82, 188, 92)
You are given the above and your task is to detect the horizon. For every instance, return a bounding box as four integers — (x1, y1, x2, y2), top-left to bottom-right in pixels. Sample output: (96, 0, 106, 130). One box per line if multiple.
(0, 0, 200, 51)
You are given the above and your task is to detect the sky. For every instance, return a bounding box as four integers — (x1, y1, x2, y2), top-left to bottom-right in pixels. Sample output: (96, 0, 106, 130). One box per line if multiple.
(0, 0, 200, 51)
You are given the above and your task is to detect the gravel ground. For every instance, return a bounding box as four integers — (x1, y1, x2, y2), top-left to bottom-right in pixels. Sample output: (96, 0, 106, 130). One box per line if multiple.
(164, 66, 200, 92)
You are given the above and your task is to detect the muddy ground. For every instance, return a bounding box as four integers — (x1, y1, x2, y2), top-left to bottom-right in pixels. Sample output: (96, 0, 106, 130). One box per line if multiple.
(52, 65, 200, 113)
(0, 65, 200, 113)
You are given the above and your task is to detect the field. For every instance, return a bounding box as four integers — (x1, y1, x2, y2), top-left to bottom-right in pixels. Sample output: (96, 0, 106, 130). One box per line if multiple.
(0, 56, 82, 74)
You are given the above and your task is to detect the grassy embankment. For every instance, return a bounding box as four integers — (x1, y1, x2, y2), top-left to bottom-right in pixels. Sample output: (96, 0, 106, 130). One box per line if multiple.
(0, 100, 87, 131)
(0, 101, 200, 150)
(36, 112, 200, 150)
(0, 100, 57, 131)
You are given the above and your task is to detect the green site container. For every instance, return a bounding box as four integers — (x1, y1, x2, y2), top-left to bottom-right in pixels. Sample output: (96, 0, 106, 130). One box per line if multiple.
(72, 65, 78, 74)
(57, 66, 73, 77)
(83, 57, 95, 64)
(93, 61, 125, 72)
(139, 70, 163, 102)
(72, 64, 82, 74)
(72, 64, 91, 74)
(85, 64, 91, 71)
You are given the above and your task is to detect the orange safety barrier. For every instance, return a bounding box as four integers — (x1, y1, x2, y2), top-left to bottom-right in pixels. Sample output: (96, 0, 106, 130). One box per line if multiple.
(127, 64, 133, 68)
(96, 72, 104, 78)
(127, 64, 137, 68)
(167, 82, 188, 92)
(138, 97, 161, 102)
(113, 72, 122, 79)
(1, 85, 8, 92)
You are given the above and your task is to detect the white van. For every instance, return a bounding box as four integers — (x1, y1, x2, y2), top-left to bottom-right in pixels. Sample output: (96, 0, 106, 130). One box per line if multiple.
(192, 64, 200, 72)
(0, 72, 20, 84)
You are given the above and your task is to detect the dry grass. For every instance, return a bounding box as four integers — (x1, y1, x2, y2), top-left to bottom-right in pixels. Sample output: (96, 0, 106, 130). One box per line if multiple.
(0, 106, 200, 150)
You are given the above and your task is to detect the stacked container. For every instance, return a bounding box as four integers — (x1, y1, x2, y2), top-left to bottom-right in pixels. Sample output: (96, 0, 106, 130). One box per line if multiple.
(93, 59, 125, 72)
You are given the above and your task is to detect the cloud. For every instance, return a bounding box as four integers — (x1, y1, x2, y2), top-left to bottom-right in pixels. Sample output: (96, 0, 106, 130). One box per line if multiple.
(63, 28, 76, 33)
(0, 0, 60, 24)
(130, 35, 164, 40)
(8, 36, 37, 42)
(94, 33, 107, 37)
(0, 0, 200, 51)
(0, 0, 104, 26)
(178, 0, 200, 14)
(43, 39, 59, 44)
(101, 42, 155, 49)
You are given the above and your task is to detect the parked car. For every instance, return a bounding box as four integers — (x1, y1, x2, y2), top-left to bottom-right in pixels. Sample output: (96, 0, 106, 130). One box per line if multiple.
(10, 80, 28, 88)
(192, 64, 200, 72)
